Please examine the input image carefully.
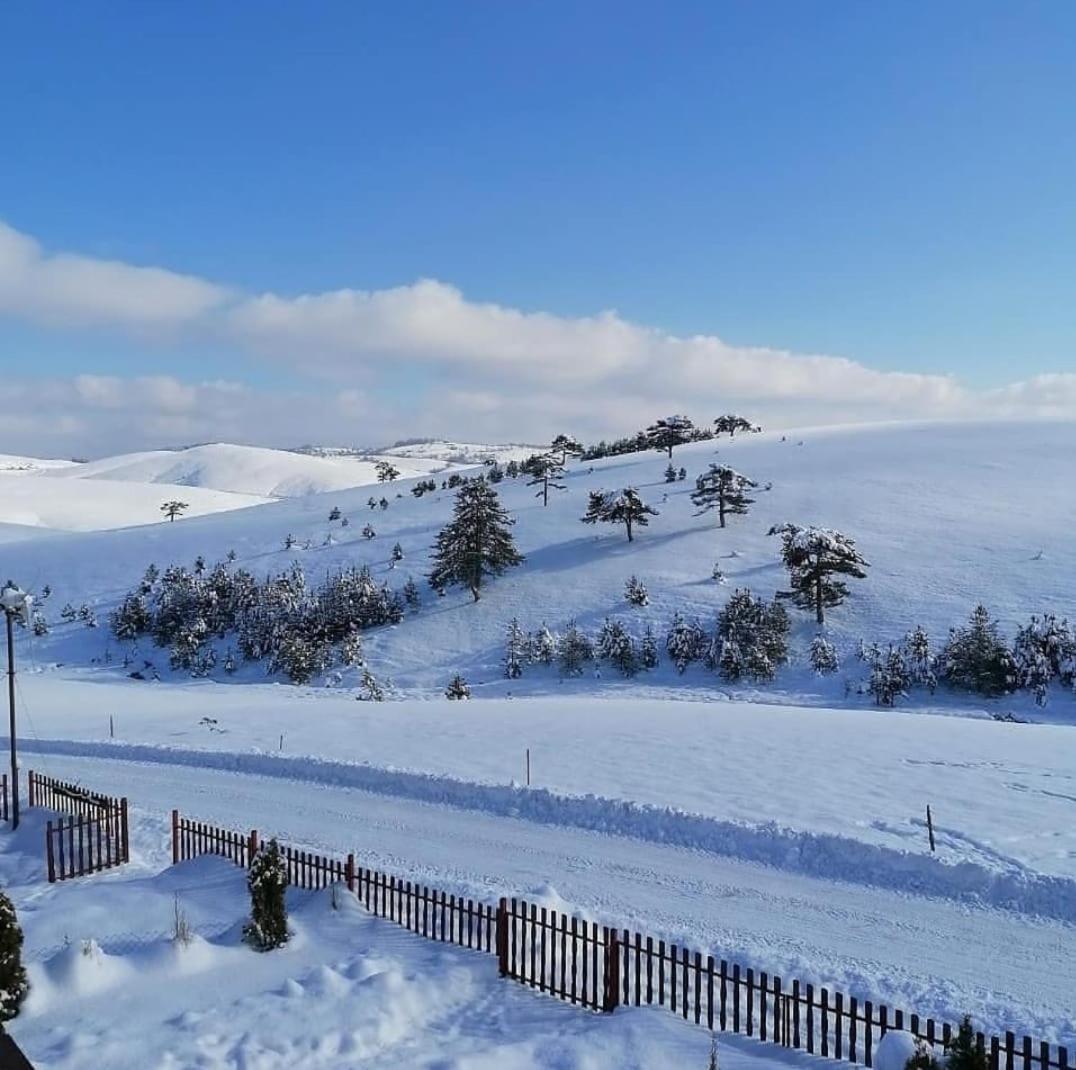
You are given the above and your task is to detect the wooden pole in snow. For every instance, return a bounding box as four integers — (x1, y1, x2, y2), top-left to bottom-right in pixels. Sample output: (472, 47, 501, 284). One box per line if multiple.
(526, 748, 530, 787)
(926, 805, 936, 853)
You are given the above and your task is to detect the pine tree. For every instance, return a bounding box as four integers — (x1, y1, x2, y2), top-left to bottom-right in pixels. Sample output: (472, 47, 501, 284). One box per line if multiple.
(403, 576, 421, 611)
(392, 542, 404, 563)
(1012, 614, 1076, 704)
(625, 575, 649, 607)
(358, 666, 385, 700)
(244, 839, 289, 951)
(550, 434, 584, 465)
(691, 465, 758, 530)
(597, 619, 637, 676)
(941, 606, 1017, 697)
(375, 460, 401, 482)
(666, 613, 705, 673)
(902, 626, 937, 692)
(504, 617, 528, 679)
(640, 624, 659, 669)
(558, 619, 593, 677)
(445, 673, 471, 699)
(946, 1017, 987, 1070)
(428, 482, 524, 601)
(809, 635, 839, 675)
(527, 453, 567, 506)
(328, 506, 342, 521)
(713, 414, 759, 438)
(531, 624, 558, 665)
(867, 644, 911, 706)
(769, 524, 870, 624)
(714, 590, 789, 682)
(160, 500, 189, 522)
(581, 488, 658, 542)
(0, 889, 28, 1022)
(664, 463, 678, 483)
(362, 524, 376, 539)
(645, 415, 696, 458)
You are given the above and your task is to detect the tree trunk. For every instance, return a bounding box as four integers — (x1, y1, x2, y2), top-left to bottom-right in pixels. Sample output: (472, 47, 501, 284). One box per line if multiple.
(471, 584, 481, 602)
(719, 491, 726, 529)
(626, 517, 634, 542)
(815, 573, 824, 624)
(667, 443, 673, 459)
(543, 479, 549, 507)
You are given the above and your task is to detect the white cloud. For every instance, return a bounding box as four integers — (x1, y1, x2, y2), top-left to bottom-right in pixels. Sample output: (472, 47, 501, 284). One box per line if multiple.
(0, 221, 228, 331)
(0, 218, 1074, 455)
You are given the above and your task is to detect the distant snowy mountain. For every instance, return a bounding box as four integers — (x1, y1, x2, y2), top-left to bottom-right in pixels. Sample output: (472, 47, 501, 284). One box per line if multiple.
(378, 439, 541, 465)
(0, 452, 79, 473)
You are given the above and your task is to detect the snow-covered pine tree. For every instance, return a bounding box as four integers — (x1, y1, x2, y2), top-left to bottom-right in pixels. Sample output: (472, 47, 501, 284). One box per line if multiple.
(666, 613, 705, 673)
(428, 482, 524, 602)
(596, 619, 637, 676)
(664, 463, 678, 483)
(941, 605, 1017, 697)
(339, 630, 363, 667)
(550, 433, 584, 465)
(526, 452, 567, 506)
(243, 839, 289, 951)
(581, 488, 658, 542)
(867, 644, 911, 706)
(504, 617, 528, 679)
(714, 589, 789, 682)
(60, 602, 77, 623)
(362, 524, 376, 539)
(379, 497, 389, 510)
(769, 524, 870, 624)
(640, 623, 659, 669)
(713, 414, 759, 438)
(691, 465, 758, 530)
(946, 1017, 987, 1070)
(531, 624, 558, 665)
(558, 619, 593, 677)
(375, 460, 400, 482)
(328, 506, 342, 521)
(0, 889, 28, 1022)
(284, 533, 296, 550)
(625, 575, 649, 607)
(1012, 614, 1076, 704)
(31, 610, 48, 636)
(391, 542, 404, 563)
(809, 635, 839, 675)
(358, 666, 385, 700)
(505, 460, 520, 479)
(403, 576, 421, 611)
(445, 673, 471, 699)
(645, 415, 696, 458)
(901, 625, 937, 692)
(678, 467, 687, 481)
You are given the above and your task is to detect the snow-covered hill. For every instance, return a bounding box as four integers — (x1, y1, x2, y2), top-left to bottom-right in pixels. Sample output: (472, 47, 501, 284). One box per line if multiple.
(378, 438, 540, 465)
(6, 419, 1076, 713)
(39, 442, 456, 498)
(0, 452, 78, 473)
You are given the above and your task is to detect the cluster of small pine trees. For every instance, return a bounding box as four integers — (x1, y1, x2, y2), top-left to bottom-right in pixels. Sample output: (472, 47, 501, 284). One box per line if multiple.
(502, 616, 660, 679)
(111, 557, 405, 684)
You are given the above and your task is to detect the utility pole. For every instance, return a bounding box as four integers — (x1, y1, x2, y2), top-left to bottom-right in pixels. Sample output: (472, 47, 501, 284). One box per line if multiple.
(1, 583, 32, 830)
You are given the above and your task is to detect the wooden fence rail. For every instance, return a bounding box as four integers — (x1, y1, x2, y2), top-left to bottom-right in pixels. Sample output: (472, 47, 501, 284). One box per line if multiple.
(31, 769, 130, 883)
(170, 812, 1070, 1070)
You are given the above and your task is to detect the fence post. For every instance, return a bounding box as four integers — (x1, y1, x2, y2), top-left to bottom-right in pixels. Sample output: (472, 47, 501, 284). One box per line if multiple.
(346, 852, 355, 894)
(171, 809, 180, 865)
(248, 829, 259, 865)
(120, 798, 130, 863)
(496, 898, 509, 977)
(46, 821, 56, 883)
(27, 770, 34, 809)
(603, 928, 621, 1012)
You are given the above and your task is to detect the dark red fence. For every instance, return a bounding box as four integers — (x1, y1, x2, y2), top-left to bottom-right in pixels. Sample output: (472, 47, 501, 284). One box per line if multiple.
(170, 811, 1071, 1070)
(32, 769, 130, 883)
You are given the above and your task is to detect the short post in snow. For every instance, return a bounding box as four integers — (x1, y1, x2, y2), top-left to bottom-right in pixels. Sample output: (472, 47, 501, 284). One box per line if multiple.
(926, 805, 936, 853)
(171, 809, 180, 865)
(248, 828, 260, 865)
(526, 747, 530, 788)
(496, 897, 509, 977)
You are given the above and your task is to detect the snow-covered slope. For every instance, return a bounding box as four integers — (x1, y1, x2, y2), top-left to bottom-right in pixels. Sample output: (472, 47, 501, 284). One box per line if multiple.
(379, 438, 540, 465)
(40, 442, 454, 498)
(0, 452, 78, 473)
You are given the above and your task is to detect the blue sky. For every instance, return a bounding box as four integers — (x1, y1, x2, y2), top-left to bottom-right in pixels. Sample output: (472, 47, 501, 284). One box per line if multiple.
(1, 2, 1074, 455)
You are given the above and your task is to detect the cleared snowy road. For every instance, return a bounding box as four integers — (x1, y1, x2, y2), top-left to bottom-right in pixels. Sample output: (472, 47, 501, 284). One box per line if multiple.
(30, 752, 1076, 1048)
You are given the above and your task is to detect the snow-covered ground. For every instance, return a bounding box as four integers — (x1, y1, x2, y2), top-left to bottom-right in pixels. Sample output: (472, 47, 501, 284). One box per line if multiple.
(2, 807, 799, 1069)
(1, 420, 1073, 1059)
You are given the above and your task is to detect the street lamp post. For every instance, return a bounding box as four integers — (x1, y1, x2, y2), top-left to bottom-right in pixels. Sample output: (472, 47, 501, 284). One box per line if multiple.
(0, 583, 32, 830)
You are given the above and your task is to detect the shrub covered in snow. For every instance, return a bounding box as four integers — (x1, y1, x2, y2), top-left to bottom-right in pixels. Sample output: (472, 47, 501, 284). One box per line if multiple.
(0, 889, 28, 1022)
(624, 575, 649, 607)
(244, 840, 289, 952)
(445, 674, 471, 699)
(809, 635, 839, 675)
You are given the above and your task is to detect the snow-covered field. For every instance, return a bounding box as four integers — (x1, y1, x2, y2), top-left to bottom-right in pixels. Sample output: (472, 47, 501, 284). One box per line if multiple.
(1, 420, 1074, 1060)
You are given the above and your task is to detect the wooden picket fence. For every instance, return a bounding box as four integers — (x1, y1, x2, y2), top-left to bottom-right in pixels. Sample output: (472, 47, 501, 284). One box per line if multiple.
(170, 810, 1070, 1070)
(29, 770, 130, 883)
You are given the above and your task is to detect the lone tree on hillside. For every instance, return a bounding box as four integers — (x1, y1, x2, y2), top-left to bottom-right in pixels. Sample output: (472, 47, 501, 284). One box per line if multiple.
(691, 465, 757, 529)
(375, 460, 401, 482)
(428, 481, 523, 601)
(550, 433, 584, 465)
(713, 414, 760, 438)
(161, 500, 189, 523)
(769, 523, 869, 625)
(527, 452, 566, 506)
(645, 415, 695, 459)
(581, 488, 658, 543)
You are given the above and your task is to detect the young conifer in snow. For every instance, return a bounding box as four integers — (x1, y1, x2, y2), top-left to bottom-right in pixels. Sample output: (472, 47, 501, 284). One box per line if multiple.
(645, 414, 695, 458)
(946, 1017, 988, 1070)
(941, 605, 1017, 696)
(244, 840, 289, 951)
(362, 524, 376, 539)
(428, 482, 523, 602)
(403, 576, 421, 612)
(504, 617, 528, 679)
(558, 619, 593, 677)
(531, 624, 558, 666)
(901, 626, 937, 692)
(640, 623, 659, 669)
(445, 674, 471, 700)
(357, 666, 385, 701)
(1012, 614, 1076, 704)
(581, 488, 658, 543)
(391, 541, 404, 563)
(60, 603, 77, 623)
(666, 613, 705, 674)
(328, 506, 341, 521)
(597, 619, 638, 677)
(0, 889, 28, 1022)
(867, 644, 911, 706)
(664, 463, 678, 483)
(809, 635, 839, 675)
(625, 575, 649, 607)
(715, 589, 789, 682)
(691, 465, 758, 530)
(769, 524, 870, 624)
